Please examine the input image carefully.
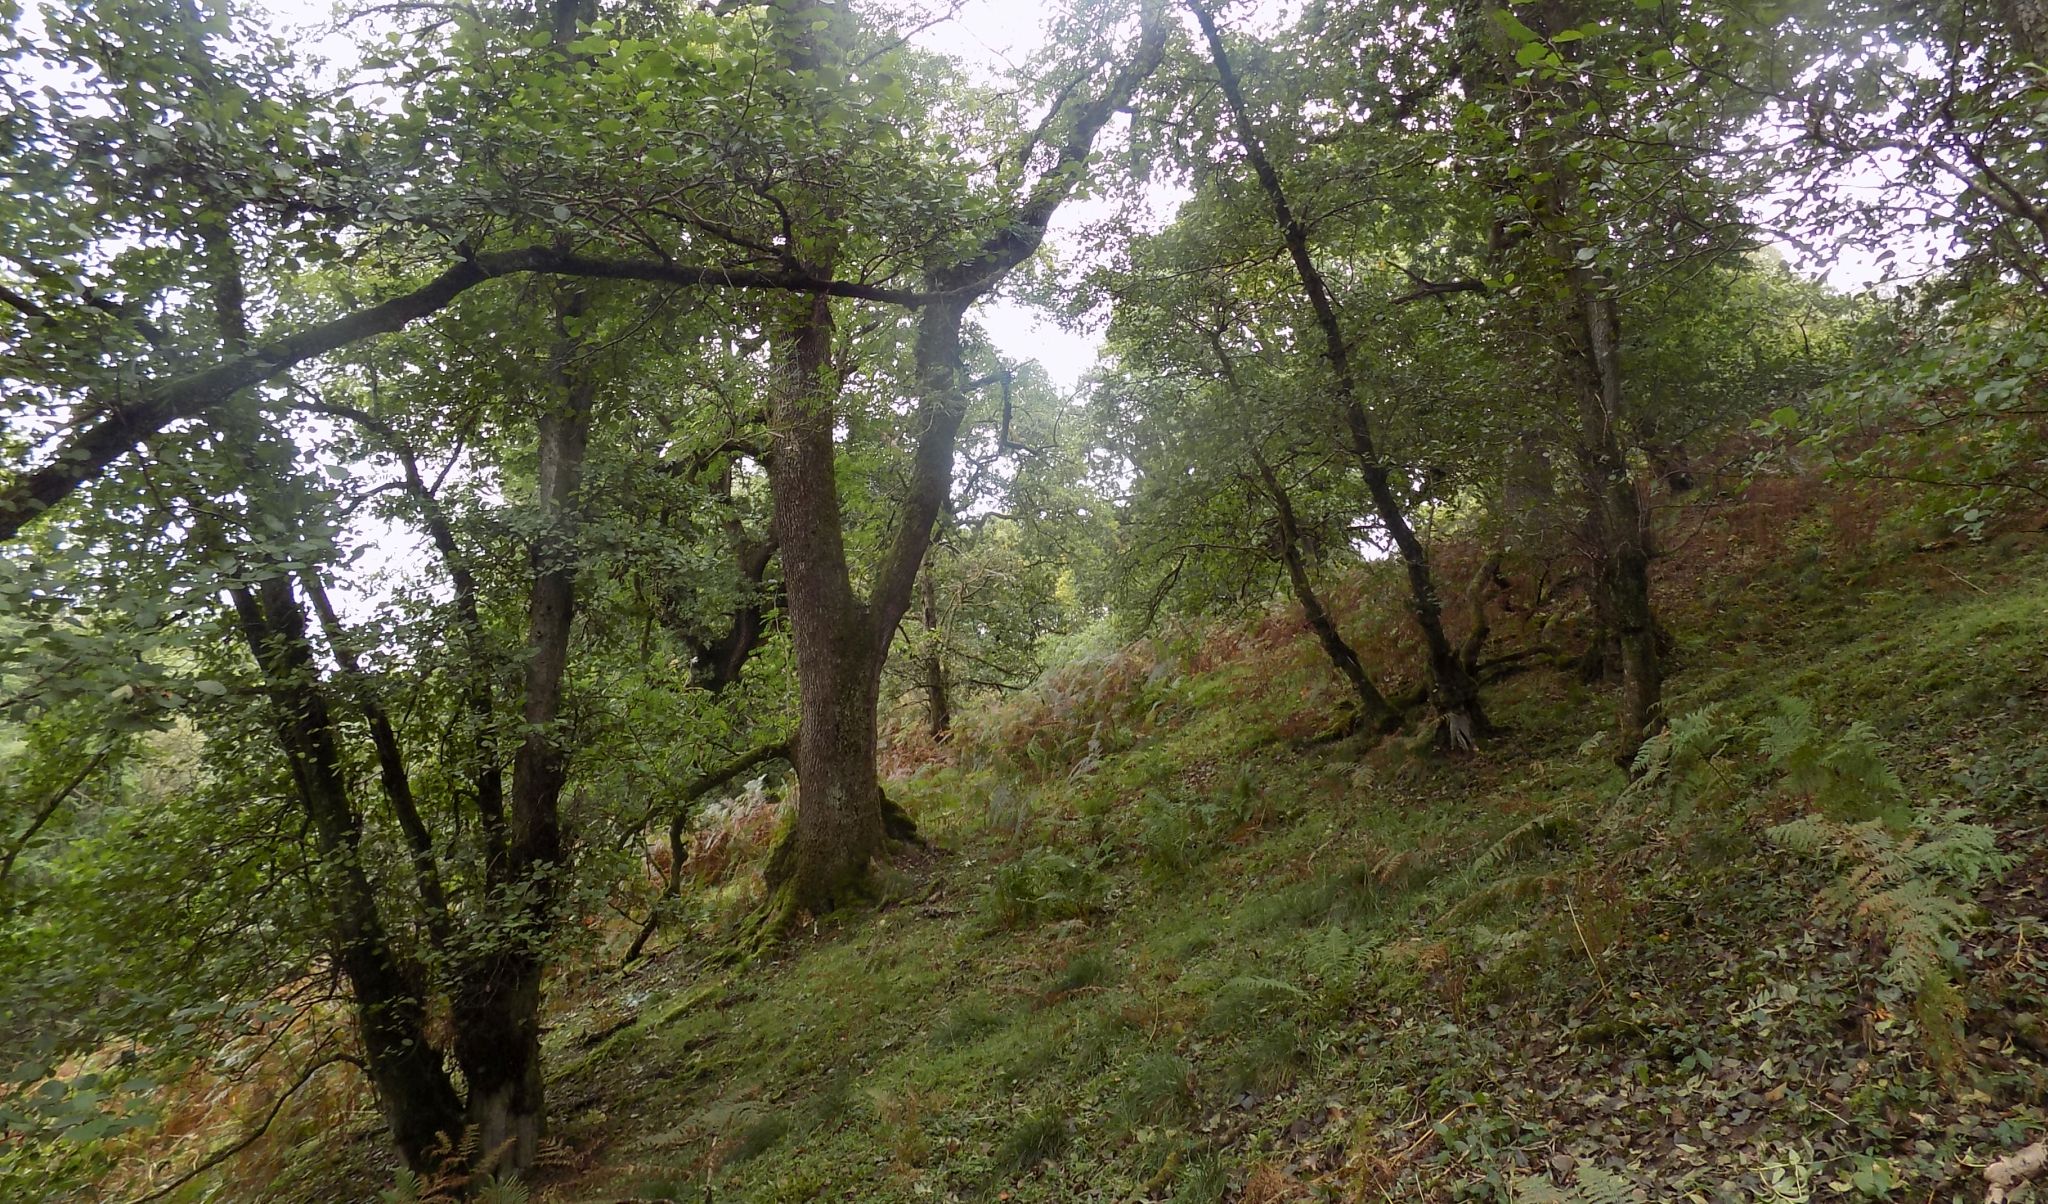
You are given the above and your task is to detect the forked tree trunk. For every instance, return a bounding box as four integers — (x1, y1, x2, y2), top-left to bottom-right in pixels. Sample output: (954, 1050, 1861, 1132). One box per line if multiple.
(761, 3, 1164, 914)
(303, 572, 454, 952)
(229, 576, 465, 1170)
(1189, 0, 1488, 746)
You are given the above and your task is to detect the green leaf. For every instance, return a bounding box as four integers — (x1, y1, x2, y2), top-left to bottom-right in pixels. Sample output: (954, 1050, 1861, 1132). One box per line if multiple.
(1492, 8, 1541, 43)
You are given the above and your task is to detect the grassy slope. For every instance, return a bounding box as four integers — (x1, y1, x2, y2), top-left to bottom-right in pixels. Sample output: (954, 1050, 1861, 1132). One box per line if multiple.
(521, 508, 2046, 1203)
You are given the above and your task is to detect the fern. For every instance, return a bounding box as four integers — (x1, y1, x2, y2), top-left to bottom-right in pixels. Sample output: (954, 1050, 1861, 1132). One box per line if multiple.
(473, 1177, 531, 1204)
(1472, 813, 1576, 874)
(1819, 721, 1907, 809)
(1219, 973, 1306, 1001)
(1512, 1163, 1638, 1203)
(1761, 699, 1907, 819)
(1758, 696, 1824, 785)
(1769, 806, 2013, 995)
(1634, 703, 1737, 791)
(1437, 871, 1561, 927)
(1299, 924, 1368, 1015)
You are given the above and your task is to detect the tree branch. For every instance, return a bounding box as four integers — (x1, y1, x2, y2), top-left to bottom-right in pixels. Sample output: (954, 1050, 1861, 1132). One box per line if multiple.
(0, 246, 933, 543)
(623, 735, 795, 964)
(0, 749, 109, 892)
(118, 1053, 363, 1204)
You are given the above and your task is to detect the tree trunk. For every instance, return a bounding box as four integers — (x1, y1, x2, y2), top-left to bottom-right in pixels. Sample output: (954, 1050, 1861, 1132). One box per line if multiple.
(302, 571, 455, 952)
(1188, 0, 1487, 747)
(922, 567, 952, 740)
(228, 577, 464, 1171)
(757, 3, 1161, 916)
(1254, 458, 1398, 731)
(450, 295, 595, 1177)
(1457, 551, 1507, 676)
(200, 214, 468, 1169)
(1209, 332, 1399, 732)
(762, 291, 887, 914)
(780, 622, 886, 912)
(1562, 270, 1661, 764)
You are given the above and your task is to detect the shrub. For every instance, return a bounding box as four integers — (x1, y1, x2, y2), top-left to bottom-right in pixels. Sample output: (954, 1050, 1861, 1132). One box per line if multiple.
(981, 850, 1107, 930)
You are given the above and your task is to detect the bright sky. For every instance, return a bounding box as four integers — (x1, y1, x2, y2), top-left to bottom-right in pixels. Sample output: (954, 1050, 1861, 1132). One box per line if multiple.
(906, 0, 1152, 390)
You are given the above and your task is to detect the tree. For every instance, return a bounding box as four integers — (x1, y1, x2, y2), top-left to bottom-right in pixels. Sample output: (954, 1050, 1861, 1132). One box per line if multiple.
(1183, 0, 1492, 745)
(756, 0, 1168, 918)
(1091, 208, 1407, 730)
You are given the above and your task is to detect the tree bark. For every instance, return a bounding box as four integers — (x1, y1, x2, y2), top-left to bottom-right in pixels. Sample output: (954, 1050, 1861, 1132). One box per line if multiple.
(1561, 269, 1661, 764)
(228, 577, 464, 1171)
(921, 566, 952, 740)
(1188, 0, 1487, 747)
(762, 289, 888, 914)
(448, 291, 595, 1176)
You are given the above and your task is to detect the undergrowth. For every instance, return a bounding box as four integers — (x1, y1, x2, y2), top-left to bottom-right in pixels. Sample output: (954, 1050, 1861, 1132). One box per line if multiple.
(132, 498, 2048, 1202)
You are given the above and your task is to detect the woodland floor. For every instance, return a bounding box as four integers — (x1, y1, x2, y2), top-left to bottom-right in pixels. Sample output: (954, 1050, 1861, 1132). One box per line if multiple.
(265, 491, 2048, 1203)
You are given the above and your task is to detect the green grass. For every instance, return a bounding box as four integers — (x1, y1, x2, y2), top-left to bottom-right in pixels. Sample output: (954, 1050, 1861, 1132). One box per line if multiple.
(417, 529, 2048, 1201)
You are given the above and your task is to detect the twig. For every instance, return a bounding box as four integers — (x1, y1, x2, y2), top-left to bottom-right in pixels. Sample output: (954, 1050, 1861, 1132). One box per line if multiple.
(0, 749, 110, 891)
(1943, 565, 1987, 594)
(120, 1053, 362, 1204)
(1566, 894, 1610, 997)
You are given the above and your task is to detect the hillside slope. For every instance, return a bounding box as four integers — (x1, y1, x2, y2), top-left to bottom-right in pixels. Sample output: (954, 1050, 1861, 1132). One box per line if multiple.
(327, 504, 2047, 1204)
